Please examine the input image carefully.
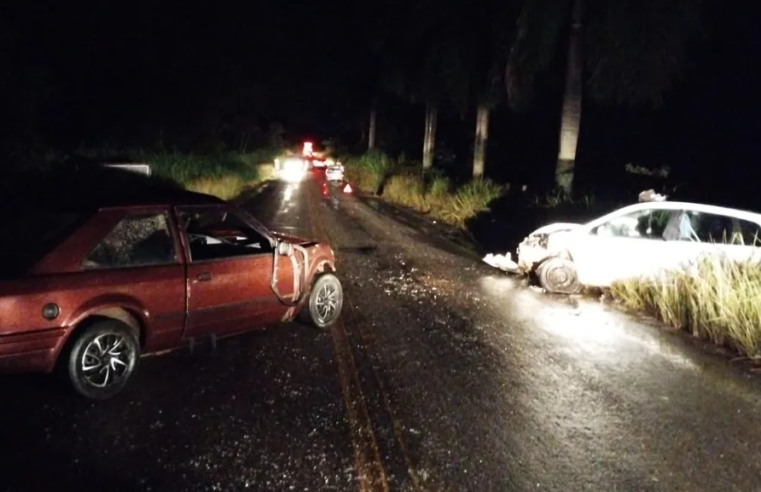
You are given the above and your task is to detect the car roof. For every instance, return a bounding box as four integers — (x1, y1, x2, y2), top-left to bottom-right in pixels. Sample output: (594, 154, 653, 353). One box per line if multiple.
(608, 201, 761, 224)
(2, 167, 226, 214)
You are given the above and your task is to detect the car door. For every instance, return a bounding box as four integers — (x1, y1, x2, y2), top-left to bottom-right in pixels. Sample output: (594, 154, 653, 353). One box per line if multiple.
(177, 205, 288, 340)
(569, 206, 686, 286)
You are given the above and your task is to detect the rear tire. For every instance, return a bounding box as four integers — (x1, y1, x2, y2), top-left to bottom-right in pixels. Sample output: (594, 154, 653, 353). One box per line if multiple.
(537, 257, 581, 295)
(64, 319, 140, 400)
(301, 273, 344, 329)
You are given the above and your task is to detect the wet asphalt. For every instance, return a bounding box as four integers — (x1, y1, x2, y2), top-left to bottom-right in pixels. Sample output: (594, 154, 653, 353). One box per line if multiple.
(3, 173, 761, 492)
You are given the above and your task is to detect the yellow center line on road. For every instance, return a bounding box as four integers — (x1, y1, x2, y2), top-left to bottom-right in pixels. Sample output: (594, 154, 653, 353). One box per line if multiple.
(341, 293, 426, 492)
(305, 182, 390, 492)
(307, 182, 425, 492)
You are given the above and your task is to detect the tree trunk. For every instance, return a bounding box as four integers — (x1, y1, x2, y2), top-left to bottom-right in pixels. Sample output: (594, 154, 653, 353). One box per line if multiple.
(368, 109, 377, 151)
(555, 0, 582, 195)
(422, 102, 438, 170)
(472, 104, 489, 179)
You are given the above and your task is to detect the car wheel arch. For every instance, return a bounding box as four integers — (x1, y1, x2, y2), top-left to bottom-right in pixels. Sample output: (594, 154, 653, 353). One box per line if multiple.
(315, 260, 335, 274)
(61, 307, 145, 357)
(54, 308, 143, 374)
(91, 307, 144, 344)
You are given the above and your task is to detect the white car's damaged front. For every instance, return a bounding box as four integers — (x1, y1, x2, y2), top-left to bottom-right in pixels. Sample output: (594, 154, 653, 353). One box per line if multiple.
(515, 223, 582, 273)
(483, 223, 581, 276)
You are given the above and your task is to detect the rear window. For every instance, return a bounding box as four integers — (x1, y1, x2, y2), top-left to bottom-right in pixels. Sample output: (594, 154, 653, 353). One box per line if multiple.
(0, 213, 85, 278)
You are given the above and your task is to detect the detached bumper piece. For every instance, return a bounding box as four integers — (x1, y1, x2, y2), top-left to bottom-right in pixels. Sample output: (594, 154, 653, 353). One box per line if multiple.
(483, 253, 520, 272)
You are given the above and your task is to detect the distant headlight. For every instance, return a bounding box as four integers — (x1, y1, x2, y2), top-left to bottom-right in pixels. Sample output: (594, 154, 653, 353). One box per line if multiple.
(280, 158, 306, 181)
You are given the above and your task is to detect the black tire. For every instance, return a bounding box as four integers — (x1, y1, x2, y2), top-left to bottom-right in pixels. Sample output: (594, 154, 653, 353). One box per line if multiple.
(301, 273, 344, 329)
(537, 257, 581, 295)
(64, 319, 140, 400)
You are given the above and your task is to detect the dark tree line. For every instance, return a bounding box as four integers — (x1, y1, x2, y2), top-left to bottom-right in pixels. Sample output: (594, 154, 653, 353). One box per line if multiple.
(1, 0, 706, 193)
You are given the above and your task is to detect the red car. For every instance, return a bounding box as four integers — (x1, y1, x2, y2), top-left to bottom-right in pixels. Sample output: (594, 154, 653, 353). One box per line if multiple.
(0, 189, 342, 399)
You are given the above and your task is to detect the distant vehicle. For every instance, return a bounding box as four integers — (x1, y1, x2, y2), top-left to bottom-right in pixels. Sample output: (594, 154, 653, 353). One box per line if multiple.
(485, 197, 761, 294)
(275, 157, 308, 181)
(302, 141, 314, 157)
(326, 163, 344, 182)
(0, 189, 342, 399)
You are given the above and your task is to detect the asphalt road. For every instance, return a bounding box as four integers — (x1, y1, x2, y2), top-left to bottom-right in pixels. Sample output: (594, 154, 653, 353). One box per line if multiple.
(3, 172, 761, 492)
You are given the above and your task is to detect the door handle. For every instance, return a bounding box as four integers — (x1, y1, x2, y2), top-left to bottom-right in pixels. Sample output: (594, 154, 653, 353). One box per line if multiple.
(196, 272, 212, 282)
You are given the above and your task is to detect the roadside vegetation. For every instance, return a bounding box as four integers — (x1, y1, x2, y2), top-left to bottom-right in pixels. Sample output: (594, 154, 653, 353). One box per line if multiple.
(81, 148, 280, 200)
(10, 147, 280, 201)
(611, 258, 761, 359)
(343, 151, 503, 228)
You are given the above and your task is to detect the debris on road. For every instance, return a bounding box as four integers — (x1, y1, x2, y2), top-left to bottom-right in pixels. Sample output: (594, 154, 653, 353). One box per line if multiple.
(482, 252, 518, 272)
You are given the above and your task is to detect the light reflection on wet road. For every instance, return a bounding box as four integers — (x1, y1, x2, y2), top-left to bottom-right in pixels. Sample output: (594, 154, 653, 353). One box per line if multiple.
(2, 173, 761, 492)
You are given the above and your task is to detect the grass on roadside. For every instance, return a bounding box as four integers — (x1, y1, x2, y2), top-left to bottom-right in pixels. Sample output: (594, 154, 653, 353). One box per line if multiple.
(74, 148, 279, 200)
(531, 188, 597, 210)
(343, 150, 394, 194)
(610, 256, 761, 358)
(344, 151, 504, 228)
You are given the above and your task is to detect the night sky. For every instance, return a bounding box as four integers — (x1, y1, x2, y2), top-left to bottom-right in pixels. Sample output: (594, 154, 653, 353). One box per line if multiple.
(1, 1, 760, 199)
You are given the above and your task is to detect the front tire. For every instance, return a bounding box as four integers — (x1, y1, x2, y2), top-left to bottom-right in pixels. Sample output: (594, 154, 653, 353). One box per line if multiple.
(64, 319, 140, 400)
(537, 257, 581, 295)
(302, 273, 344, 329)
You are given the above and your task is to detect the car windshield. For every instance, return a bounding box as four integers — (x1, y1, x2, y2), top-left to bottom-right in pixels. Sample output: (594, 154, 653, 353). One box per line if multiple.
(0, 213, 84, 278)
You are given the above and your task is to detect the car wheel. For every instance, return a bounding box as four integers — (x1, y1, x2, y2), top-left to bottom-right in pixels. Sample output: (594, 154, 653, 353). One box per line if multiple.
(64, 319, 140, 400)
(302, 273, 344, 329)
(537, 257, 581, 294)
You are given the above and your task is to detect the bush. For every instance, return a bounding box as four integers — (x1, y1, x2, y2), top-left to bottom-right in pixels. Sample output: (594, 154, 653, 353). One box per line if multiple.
(383, 173, 427, 211)
(531, 188, 597, 210)
(344, 150, 393, 194)
(184, 175, 247, 201)
(342, 150, 505, 228)
(610, 256, 761, 358)
(69, 148, 281, 200)
(436, 179, 504, 228)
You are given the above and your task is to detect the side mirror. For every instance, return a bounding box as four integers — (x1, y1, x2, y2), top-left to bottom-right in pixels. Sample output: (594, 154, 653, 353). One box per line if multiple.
(277, 240, 294, 257)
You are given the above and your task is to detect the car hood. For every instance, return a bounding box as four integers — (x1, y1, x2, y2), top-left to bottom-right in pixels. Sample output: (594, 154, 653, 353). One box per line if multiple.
(528, 222, 582, 236)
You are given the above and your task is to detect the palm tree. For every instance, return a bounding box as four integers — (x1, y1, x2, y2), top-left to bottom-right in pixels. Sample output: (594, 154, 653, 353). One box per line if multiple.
(507, 0, 703, 195)
(379, 0, 471, 172)
(467, 3, 514, 179)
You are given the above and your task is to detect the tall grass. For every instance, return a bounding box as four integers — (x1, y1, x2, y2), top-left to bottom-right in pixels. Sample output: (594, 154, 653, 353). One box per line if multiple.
(531, 188, 596, 210)
(437, 179, 504, 227)
(73, 148, 280, 200)
(344, 151, 504, 228)
(344, 150, 393, 194)
(611, 256, 761, 358)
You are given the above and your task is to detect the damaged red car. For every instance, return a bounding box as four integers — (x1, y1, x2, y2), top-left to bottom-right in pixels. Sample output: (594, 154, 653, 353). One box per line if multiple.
(0, 190, 342, 400)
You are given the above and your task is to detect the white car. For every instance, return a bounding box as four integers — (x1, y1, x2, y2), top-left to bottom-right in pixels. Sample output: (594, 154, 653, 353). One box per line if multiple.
(325, 164, 344, 182)
(485, 199, 761, 294)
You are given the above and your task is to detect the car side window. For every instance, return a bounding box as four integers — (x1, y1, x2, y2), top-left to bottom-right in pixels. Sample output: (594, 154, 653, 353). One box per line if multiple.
(737, 219, 761, 246)
(593, 209, 675, 240)
(82, 213, 177, 270)
(687, 211, 750, 245)
(180, 207, 273, 262)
